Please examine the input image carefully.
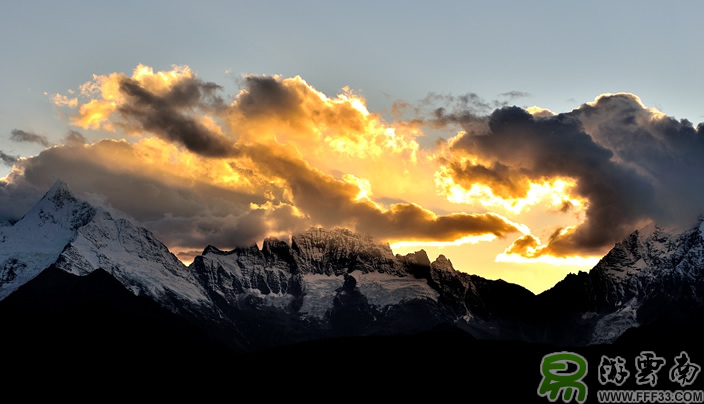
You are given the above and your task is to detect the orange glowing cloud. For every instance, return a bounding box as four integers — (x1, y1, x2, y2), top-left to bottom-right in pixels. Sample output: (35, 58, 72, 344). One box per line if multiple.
(434, 161, 585, 215)
(496, 230, 600, 267)
(18, 66, 703, 282)
(38, 64, 529, 255)
(226, 75, 420, 163)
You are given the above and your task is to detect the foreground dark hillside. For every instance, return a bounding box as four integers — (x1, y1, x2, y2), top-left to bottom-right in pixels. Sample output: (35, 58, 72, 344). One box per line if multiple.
(0, 266, 235, 375)
(2, 265, 702, 403)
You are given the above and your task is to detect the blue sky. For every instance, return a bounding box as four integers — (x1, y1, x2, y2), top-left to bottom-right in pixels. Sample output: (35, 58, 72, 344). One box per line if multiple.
(1, 1, 703, 293)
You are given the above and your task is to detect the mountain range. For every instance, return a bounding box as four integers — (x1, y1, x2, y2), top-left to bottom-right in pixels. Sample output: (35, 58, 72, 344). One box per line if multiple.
(1, 180, 703, 399)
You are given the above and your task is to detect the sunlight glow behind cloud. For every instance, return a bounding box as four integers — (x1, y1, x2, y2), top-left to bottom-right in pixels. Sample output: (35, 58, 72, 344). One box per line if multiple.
(3, 63, 703, 294)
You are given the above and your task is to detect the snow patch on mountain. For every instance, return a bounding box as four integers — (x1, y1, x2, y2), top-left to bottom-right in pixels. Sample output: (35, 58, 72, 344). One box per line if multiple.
(57, 209, 209, 304)
(299, 274, 344, 319)
(591, 297, 640, 344)
(353, 272, 439, 308)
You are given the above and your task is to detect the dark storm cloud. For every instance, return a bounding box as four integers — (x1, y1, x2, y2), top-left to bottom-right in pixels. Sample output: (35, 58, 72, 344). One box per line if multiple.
(572, 94, 704, 228)
(438, 93, 704, 257)
(448, 103, 661, 256)
(235, 75, 304, 119)
(117, 77, 237, 157)
(10, 129, 51, 147)
(0, 151, 18, 166)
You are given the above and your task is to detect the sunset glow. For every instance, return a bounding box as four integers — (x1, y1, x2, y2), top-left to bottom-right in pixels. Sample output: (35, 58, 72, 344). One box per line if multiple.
(435, 164, 585, 215)
(5, 63, 694, 293)
(3, 1, 703, 297)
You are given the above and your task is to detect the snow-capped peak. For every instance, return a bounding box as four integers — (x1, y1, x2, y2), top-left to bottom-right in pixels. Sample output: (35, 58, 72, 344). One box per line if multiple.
(571, 216, 704, 344)
(18, 179, 96, 230)
(0, 180, 98, 300)
(44, 179, 75, 203)
(0, 180, 209, 308)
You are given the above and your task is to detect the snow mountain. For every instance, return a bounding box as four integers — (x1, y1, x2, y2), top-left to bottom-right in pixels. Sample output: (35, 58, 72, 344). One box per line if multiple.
(0, 180, 210, 313)
(537, 219, 704, 345)
(0, 181, 537, 351)
(1, 180, 703, 353)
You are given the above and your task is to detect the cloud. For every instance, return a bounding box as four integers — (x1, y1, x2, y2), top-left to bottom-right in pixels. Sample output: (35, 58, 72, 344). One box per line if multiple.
(240, 143, 523, 242)
(116, 76, 237, 157)
(34, 65, 704, 264)
(437, 93, 704, 258)
(37, 66, 468, 252)
(64, 130, 87, 145)
(59, 64, 236, 157)
(10, 129, 51, 147)
(0, 135, 520, 256)
(0, 151, 18, 167)
(47, 93, 78, 108)
(1, 140, 222, 218)
(226, 75, 421, 163)
(4, 70, 521, 251)
(390, 92, 517, 134)
(444, 160, 531, 200)
(573, 93, 704, 227)
(498, 91, 530, 99)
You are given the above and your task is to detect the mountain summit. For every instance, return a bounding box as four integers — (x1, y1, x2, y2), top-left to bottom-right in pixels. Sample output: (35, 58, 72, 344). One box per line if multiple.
(538, 218, 704, 345)
(0, 180, 96, 299)
(0, 180, 209, 309)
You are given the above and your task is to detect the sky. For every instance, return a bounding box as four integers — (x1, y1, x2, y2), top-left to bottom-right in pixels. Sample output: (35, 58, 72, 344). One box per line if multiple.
(1, 1, 703, 294)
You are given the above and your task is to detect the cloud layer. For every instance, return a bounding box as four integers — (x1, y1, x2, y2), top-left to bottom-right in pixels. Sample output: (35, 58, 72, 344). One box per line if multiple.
(2, 66, 702, 266)
(1, 65, 527, 261)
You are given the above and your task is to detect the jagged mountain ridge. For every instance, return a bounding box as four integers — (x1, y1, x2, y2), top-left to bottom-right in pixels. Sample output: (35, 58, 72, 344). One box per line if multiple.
(0, 180, 538, 352)
(188, 225, 541, 349)
(1, 180, 703, 352)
